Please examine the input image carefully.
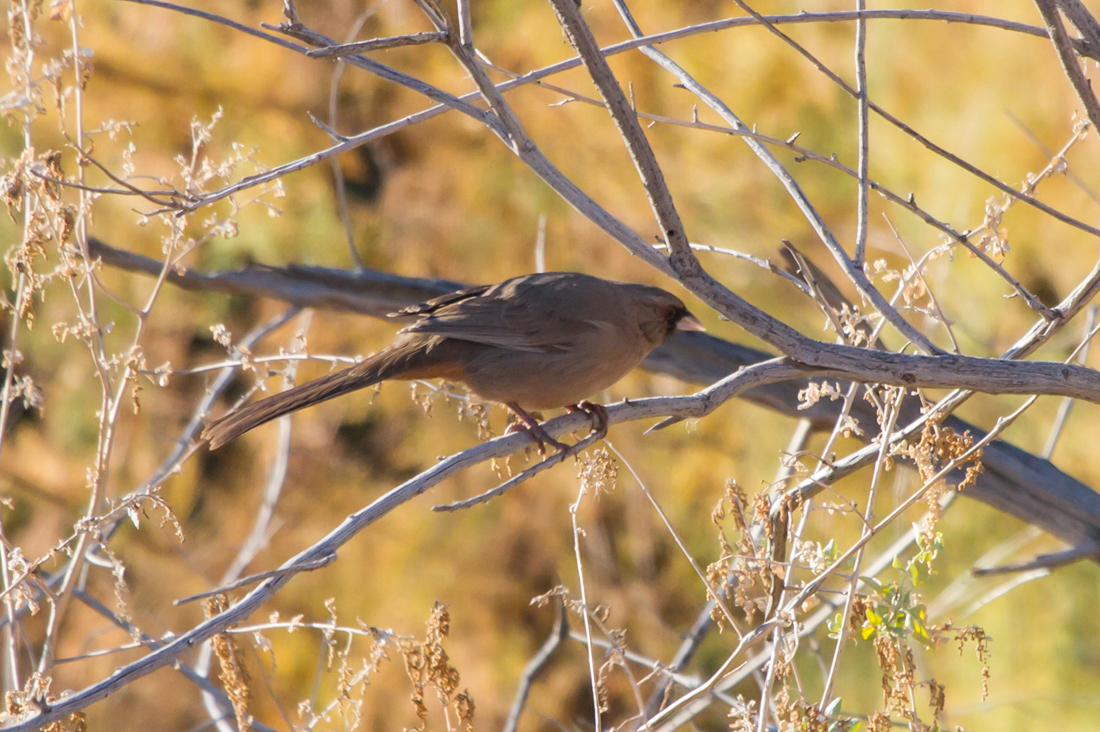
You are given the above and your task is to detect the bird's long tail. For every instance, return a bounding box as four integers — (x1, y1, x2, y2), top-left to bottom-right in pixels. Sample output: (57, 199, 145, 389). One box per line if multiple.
(203, 338, 454, 449)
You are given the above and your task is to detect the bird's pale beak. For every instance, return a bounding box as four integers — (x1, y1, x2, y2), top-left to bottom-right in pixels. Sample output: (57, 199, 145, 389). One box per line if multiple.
(676, 313, 706, 332)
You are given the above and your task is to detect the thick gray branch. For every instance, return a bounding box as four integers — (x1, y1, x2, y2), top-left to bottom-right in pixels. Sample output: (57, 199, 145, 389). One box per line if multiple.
(549, 0, 942, 355)
(88, 238, 1100, 558)
(1057, 0, 1100, 57)
(0, 360, 817, 731)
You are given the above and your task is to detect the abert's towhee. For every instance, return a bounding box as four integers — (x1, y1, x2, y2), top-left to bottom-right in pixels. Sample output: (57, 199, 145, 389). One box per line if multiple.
(202, 272, 704, 451)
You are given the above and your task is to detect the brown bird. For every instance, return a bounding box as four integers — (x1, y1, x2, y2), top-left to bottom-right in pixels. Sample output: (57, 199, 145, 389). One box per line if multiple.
(202, 272, 704, 451)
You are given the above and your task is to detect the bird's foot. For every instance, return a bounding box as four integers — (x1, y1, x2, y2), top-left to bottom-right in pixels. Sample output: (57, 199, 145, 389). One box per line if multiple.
(505, 403, 568, 456)
(504, 420, 569, 456)
(567, 400, 609, 442)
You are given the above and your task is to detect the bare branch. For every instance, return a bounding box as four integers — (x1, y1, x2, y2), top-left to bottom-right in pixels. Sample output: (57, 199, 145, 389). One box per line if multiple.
(972, 543, 1099, 576)
(268, 17, 508, 143)
(117, 1, 507, 162)
(305, 31, 447, 58)
(432, 427, 605, 511)
(175, 556, 337, 607)
(28, 2, 1100, 727)
(853, 0, 870, 268)
(599, 0, 946, 355)
(121, 4, 1096, 242)
(647, 394, 1036, 729)
(652, 496, 957, 730)
(503, 599, 569, 732)
(729, 0, 1100, 240)
(0, 360, 802, 730)
(88, 237, 1100, 553)
(818, 390, 903, 709)
(1057, 0, 1100, 58)
(1035, 0, 1100, 132)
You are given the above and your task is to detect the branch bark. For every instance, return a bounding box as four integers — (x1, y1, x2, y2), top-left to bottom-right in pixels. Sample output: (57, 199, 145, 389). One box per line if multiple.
(1036, 0, 1100, 133)
(548, 0, 943, 356)
(87, 238, 1100, 558)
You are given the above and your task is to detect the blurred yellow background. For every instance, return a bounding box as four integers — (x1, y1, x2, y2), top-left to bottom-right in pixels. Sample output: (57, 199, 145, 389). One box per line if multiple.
(2, 0, 1100, 729)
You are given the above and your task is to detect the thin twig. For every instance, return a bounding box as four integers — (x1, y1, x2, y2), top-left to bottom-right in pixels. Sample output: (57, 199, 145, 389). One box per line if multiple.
(432, 428, 603, 512)
(605, 441, 743, 636)
(645, 393, 1042, 730)
(729, 0, 1100, 241)
(0, 0, 44, 690)
(971, 544, 1098, 577)
(571, 480, 603, 732)
(194, 310, 312, 730)
(175, 555, 336, 606)
(503, 599, 569, 732)
(1003, 108, 1100, 205)
(853, 0, 870, 267)
(882, 215, 961, 353)
(602, 0, 941, 353)
(88, 236, 1100, 554)
(652, 494, 957, 731)
(0, 271, 26, 691)
(127, 3, 1096, 243)
(326, 9, 377, 270)
(268, 15, 508, 145)
(818, 390, 903, 709)
(305, 31, 446, 57)
(755, 418, 815, 730)
(72, 589, 281, 732)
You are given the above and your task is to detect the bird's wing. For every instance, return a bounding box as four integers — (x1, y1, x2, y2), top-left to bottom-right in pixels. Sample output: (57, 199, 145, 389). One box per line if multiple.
(388, 284, 492, 318)
(399, 275, 601, 353)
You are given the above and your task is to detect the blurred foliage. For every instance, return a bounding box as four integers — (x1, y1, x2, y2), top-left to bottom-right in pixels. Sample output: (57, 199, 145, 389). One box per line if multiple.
(2, 0, 1100, 730)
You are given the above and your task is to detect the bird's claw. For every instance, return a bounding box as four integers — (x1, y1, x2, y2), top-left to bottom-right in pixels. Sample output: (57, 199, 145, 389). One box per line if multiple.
(567, 400, 609, 442)
(504, 420, 569, 456)
(505, 401, 607, 458)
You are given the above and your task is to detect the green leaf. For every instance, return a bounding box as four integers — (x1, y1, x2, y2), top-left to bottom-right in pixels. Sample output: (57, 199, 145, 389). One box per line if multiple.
(861, 576, 884, 592)
(912, 629, 936, 648)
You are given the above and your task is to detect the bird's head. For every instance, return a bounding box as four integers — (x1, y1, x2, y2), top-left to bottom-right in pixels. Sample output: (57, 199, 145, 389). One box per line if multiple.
(630, 286, 705, 345)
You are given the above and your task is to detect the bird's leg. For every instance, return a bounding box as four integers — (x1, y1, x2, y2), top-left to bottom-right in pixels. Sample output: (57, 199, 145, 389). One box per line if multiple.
(567, 400, 609, 442)
(505, 402, 569, 456)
